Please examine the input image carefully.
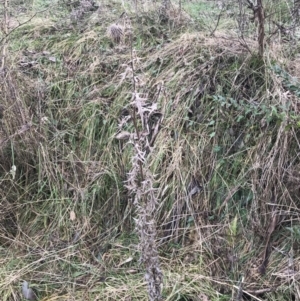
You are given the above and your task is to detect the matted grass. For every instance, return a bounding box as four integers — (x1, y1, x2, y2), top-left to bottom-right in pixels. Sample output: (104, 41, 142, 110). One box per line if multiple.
(1, 0, 300, 300)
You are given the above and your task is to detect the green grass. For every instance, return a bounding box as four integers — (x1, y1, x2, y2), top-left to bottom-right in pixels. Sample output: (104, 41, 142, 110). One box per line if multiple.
(182, 1, 216, 19)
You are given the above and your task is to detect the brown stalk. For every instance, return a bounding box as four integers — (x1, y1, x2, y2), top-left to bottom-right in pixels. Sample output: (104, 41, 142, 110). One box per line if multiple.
(257, 0, 265, 57)
(245, 0, 265, 56)
(129, 33, 144, 182)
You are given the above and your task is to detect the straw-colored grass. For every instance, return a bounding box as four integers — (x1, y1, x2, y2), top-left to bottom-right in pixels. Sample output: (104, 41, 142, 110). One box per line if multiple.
(1, 0, 300, 300)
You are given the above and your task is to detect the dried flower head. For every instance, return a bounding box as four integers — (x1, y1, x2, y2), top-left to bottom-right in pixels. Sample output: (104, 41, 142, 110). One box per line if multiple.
(107, 23, 124, 44)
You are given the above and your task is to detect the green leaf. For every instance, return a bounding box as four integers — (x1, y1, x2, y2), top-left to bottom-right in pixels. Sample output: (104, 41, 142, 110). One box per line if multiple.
(237, 115, 244, 122)
(213, 145, 221, 153)
(229, 215, 238, 237)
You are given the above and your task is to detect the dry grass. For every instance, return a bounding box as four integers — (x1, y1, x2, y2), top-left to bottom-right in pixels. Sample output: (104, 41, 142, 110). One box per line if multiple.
(1, 0, 300, 300)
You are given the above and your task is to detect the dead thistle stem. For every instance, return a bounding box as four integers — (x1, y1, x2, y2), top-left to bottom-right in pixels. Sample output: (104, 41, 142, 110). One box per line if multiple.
(257, 0, 265, 57)
(125, 32, 163, 301)
(129, 33, 144, 181)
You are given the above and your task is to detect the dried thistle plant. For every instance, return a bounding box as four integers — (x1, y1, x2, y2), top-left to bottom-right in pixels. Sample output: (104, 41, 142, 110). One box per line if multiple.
(120, 41, 163, 300)
(125, 130, 163, 301)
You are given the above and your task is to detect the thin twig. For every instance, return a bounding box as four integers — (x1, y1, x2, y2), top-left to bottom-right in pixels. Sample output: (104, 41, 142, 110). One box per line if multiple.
(209, 6, 225, 37)
(0, 8, 51, 46)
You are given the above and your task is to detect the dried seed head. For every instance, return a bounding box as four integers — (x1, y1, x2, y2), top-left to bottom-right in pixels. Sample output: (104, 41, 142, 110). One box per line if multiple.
(107, 23, 124, 44)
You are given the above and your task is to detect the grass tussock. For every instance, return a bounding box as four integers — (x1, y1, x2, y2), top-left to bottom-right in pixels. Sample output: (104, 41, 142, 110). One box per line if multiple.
(1, 0, 300, 300)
